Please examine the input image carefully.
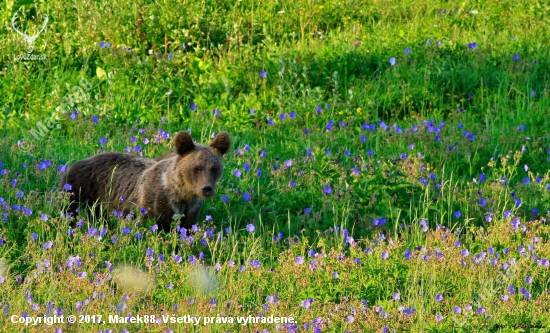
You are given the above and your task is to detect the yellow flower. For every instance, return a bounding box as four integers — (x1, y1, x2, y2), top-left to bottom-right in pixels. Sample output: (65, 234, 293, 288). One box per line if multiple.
(356, 107, 362, 113)
(338, 111, 343, 115)
(319, 5, 325, 9)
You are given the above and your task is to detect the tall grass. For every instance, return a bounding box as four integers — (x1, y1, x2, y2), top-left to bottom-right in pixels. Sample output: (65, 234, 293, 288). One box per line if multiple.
(1, 0, 550, 332)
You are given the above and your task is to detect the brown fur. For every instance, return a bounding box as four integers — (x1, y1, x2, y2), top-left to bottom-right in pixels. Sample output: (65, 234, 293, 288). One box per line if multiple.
(60, 131, 230, 231)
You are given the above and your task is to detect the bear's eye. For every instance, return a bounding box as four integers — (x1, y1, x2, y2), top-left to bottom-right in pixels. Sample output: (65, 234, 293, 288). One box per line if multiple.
(193, 167, 200, 173)
(211, 167, 218, 173)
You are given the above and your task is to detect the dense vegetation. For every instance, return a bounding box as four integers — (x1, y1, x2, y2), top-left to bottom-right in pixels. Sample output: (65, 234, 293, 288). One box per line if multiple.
(1, 0, 550, 332)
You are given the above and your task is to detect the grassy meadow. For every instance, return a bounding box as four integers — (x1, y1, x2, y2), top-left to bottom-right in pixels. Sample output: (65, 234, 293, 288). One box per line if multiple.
(1, 0, 550, 332)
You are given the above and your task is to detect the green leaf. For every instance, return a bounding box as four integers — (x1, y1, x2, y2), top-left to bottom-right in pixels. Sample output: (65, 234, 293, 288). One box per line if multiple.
(12, 0, 35, 14)
(96, 67, 107, 80)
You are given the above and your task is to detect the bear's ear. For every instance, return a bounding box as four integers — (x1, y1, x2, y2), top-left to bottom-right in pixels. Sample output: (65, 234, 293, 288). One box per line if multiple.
(175, 131, 195, 156)
(210, 131, 230, 155)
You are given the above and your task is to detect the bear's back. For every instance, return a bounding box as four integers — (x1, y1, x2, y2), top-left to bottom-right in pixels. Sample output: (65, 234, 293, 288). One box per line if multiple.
(62, 152, 156, 209)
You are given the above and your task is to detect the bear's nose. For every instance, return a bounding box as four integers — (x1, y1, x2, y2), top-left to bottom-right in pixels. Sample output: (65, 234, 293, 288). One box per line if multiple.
(202, 185, 213, 197)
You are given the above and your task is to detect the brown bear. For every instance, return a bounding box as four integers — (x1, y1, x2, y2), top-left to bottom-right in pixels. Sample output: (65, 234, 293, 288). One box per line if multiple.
(60, 131, 230, 231)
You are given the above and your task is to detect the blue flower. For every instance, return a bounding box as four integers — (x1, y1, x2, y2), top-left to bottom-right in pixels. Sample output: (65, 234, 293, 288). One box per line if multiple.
(404, 47, 411, 54)
(249, 259, 261, 269)
(389, 57, 396, 66)
(246, 224, 256, 232)
(513, 54, 520, 61)
(38, 160, 51, 170)
(372, 218, 384, 226)
(301, 298, 313, 309)
(508, 285, 515, 294)
(479, 173, 486, 182)
(242, 193, 251, 201)
(260, 70, 267, 78)
(393, 292, 400, 301)
(420, 219, 428, 232)
(468, 42, 477, 50)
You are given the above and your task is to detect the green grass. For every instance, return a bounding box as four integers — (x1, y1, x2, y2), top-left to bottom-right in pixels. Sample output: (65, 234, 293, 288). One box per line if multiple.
(1, 0, 550, 332)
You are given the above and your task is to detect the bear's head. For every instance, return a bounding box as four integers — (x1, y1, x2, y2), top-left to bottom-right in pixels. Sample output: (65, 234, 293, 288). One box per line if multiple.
(174, 131, 230, 199)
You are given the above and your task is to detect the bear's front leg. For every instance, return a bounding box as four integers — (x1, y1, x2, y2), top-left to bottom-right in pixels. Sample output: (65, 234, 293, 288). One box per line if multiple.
(181, 200, 203, 229)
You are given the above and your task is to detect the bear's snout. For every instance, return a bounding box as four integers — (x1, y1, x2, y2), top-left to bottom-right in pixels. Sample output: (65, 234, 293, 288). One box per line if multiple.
(201, 185, 214, 198)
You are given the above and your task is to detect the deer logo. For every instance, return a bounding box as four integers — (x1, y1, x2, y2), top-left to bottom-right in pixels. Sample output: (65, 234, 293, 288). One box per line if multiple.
(11, 6, 48, 53)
